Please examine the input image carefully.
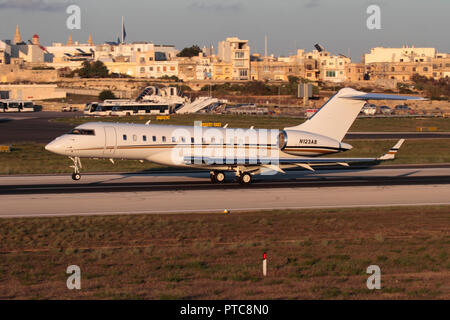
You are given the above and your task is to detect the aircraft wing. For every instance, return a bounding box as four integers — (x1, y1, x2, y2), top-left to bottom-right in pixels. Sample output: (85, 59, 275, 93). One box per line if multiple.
(184, 139, 405, 171)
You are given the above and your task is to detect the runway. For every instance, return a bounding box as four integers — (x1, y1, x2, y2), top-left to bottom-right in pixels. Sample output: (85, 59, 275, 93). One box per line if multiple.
(1, 166, 450, 194)
(0, 167, 449, 218)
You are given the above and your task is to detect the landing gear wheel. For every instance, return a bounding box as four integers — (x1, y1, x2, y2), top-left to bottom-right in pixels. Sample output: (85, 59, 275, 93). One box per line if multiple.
(215, 171, 226, 183)
(72, 173, 81, 181)
(239, 172, 252, 185)
(210, 171, 226, 183)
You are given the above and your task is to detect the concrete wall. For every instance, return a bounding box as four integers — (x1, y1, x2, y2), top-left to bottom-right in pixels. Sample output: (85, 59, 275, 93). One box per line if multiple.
(0, 84, 66, 100)
(0, 65, 58, 83)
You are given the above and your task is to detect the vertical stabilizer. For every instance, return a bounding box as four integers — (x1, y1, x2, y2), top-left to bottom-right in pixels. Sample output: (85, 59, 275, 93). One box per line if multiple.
(286, 88, 366, 142)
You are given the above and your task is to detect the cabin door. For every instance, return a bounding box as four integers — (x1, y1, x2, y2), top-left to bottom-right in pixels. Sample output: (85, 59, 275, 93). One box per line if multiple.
(104, 127, 117, 156)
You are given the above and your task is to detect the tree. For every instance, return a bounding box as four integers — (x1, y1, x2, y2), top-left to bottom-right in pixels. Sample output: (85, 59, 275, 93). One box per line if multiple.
(99, 90, 116, 101)
(76, 60, 109, 78)
(176, 45, 202, 58)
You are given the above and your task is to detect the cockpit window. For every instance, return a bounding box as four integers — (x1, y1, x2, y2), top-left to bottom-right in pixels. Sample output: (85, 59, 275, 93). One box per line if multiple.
(68, 129, 95, 136)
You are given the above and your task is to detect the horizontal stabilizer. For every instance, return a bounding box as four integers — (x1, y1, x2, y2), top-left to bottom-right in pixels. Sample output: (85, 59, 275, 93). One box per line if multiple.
(340, 93, 427, 101)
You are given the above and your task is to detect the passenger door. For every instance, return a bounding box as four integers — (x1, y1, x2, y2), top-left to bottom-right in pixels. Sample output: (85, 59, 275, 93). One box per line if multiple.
(104, 127, 117, 156)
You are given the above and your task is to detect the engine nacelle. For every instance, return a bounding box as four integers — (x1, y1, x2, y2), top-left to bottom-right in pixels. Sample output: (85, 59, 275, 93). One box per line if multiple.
(278, 130, 352, 156)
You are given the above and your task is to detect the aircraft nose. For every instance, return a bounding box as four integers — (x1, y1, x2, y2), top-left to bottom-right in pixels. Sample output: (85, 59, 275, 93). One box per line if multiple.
(45, 140, 62, 154)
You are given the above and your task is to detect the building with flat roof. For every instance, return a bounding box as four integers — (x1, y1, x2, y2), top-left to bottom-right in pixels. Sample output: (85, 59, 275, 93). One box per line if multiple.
(0, 40, 11, 64)
(218, 37, 250, 80)
(363, 46, 436, 64)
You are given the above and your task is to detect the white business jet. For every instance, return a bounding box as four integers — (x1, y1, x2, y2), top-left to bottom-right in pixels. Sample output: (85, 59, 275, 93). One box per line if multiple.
(45, 88, 425, 184)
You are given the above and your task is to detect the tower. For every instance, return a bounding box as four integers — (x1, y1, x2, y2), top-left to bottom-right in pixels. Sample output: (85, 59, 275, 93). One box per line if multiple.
(88, 33, 93, 46)
(67, 34, 73, 46)
(32, 34, 40, 45)
(13, 25, 22, 45)
(264, 34, 268, 58)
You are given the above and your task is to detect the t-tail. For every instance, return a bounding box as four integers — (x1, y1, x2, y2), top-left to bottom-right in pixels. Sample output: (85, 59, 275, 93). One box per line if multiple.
(285, 88, 427, 142)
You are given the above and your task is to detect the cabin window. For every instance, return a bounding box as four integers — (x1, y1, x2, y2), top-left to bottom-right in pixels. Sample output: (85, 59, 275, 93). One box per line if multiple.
(143, 135, 147, 142)
(162, 136, 166, 142)
(68, 129, 95, 136)
(133, 135, 137, 142)
(172, 137, 176, 143)
(181, 137, 186, 143)
(191, 137, 195, 144)
(211, 137, 215, 143)
(123, 134, 127, 141)
(152, 136, 156, 142)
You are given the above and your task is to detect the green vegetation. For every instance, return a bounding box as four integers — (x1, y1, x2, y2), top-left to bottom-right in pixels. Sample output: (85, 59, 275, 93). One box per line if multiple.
(74, 61, 110, 78)
(159, 75, 179, 81)
(99, 90, 116, 101)
(412, 74, 450, 100)
(200, 79, 318, 97)
(0, 139, 449, 175)
(31, 66, 55, 70)
(0, 144, 164, 175)
(53, 113, 450, 132)
(335, 139, 450, 164)
(349, 117, 450, 132)
(176, 45, 202, 58)
(0, 206, 448, 299)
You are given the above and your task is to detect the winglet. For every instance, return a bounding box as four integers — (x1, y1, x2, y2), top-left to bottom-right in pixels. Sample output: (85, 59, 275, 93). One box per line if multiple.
(377, 139, 405, 161)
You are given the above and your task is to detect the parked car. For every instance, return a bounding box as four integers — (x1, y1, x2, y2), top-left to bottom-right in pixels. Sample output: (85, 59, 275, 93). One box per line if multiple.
(394, 105, 414, 115)
(361, 103, 377, 116)
(62, 106, 79, 112)
(305, 108, 318, 118)
(379, 105, 392, 115)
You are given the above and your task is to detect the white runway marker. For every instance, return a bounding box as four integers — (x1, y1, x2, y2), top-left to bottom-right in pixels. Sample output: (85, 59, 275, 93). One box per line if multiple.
(263, 252, 267, 277)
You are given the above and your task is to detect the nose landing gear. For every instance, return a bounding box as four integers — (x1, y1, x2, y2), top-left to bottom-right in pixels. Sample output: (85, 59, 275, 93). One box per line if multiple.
(69, 156, 82, 181)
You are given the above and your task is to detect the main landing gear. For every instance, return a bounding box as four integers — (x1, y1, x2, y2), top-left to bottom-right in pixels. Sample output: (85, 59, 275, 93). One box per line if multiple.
(209, 170, 253, 185)
(69, 156, 82, 181)
(210, 170, 226, 183)
(238, 172, 252, 185)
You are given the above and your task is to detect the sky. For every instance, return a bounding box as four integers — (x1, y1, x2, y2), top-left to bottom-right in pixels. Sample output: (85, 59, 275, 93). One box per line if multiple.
(0, 0, 448, 62)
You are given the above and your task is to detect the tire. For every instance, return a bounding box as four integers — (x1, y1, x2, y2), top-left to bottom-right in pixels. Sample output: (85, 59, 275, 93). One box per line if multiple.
(239, 172, 252, 185)
(215, 171, 226, 183)
(72, 173, 81, 181)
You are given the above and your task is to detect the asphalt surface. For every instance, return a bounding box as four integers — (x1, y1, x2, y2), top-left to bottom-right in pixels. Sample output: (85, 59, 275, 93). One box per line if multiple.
(1, 167, 449, 195)
(0, 112, 77, 144)
(0, 112, 449, 144)
(1, 167, 449, 218)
